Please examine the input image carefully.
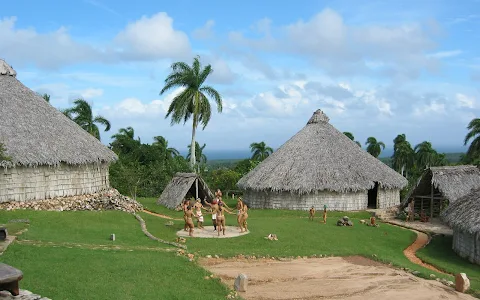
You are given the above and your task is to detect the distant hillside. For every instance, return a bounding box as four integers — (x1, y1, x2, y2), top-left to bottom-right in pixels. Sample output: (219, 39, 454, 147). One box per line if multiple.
(207, 152, 466, 169)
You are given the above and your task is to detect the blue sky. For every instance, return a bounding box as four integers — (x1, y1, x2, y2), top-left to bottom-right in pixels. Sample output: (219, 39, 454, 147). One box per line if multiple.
(2, 0, 479, 157)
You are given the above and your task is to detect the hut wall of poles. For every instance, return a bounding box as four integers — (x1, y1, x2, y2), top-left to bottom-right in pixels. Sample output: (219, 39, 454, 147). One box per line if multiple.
(243, 188, 400, 210)
(0, 162, 110, 202)
(452, 229, 480, 265)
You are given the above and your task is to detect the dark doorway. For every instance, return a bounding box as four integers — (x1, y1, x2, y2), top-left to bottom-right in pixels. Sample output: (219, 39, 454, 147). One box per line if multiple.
(367, 182, 379, 208)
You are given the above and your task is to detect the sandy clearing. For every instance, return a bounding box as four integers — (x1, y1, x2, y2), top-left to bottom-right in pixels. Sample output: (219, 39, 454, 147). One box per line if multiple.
(200, 256, 474, 300)
(176, 226, 249, 238)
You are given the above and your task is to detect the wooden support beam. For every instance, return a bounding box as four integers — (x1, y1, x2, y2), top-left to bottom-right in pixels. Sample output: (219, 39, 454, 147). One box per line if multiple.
(430, 184, 434, 219)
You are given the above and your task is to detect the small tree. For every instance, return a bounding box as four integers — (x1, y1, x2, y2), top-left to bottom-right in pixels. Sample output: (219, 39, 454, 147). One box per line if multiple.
(0, 143, 11, 162)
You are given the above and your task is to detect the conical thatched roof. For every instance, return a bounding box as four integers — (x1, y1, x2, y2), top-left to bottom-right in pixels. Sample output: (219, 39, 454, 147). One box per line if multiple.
(441, 187, 480, 234)
(402, 165, 480, 206)
(237, 109, 407, 194)
(0, 59, 117, 167)
(157, 173, 214, 209)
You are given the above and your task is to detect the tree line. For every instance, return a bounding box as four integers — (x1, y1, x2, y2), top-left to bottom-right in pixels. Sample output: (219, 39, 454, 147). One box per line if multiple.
(28, 56, 480, 201)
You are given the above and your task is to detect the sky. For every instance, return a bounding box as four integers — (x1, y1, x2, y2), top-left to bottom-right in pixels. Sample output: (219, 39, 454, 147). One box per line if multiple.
(2, 0, 479, 158)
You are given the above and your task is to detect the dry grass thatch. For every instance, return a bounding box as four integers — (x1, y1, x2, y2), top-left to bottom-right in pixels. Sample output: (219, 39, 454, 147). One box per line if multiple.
(403, 165, 480, 206)
(237, 109, 407, 194)
(157, 173, 214, 209)
(441, 187, 480, 234)
(0, 59, 117, 168)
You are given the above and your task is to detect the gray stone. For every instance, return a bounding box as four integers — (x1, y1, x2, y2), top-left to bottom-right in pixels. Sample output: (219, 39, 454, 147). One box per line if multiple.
(0, 289, 51, 300)
(110, 234, 115, 241)
(346, 220, 353, 226)
(234, 273, 248, 292)
(455, 273, 470, 293)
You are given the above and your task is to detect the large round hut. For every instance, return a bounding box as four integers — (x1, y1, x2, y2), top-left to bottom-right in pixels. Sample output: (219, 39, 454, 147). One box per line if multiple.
(0, 59, 117, 202)
(441, 188, 480, 265)
(237, 109, 408, 210)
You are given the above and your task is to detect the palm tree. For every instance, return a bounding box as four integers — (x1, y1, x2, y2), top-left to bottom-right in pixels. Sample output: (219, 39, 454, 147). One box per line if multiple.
(343, 132, 361, 147)
(63, 98, 111, 140)
(41, 93, 50, 103)
(250, 141, 274, 161)
(110, 127, 140, 154)
(160, 55, 223, 171)
(365, 137, 385, 158)
(391, 134, 415, 176)
(432, 153, 448, 166)
(153, 136, 180, 160)
(187, 141, 207, 166)
(414, 141, 437, 169)
(464, 118, 480, 160)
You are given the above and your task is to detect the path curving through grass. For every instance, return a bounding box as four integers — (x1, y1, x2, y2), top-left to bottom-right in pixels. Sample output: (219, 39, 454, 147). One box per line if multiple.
(143, 209, 182, 220)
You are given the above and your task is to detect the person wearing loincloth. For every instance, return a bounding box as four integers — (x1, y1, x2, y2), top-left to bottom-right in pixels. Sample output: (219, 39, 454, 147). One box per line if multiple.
(194, 198, 205, 229)
(236, 197, 244, 229)
(205, 198, 219, 231)
(238, 202, 249, 233)
(184, 205, 197, 237)
(309, 206, 315, 221)
(322, 205, 327, 224)
(182, 199, 191, 231)
(213, 202, 234, 236)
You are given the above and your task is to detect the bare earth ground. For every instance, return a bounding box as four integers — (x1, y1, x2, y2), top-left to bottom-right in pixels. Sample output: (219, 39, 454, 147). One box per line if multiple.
(200, 256, 475, 300)
(176, 226, 249, 238)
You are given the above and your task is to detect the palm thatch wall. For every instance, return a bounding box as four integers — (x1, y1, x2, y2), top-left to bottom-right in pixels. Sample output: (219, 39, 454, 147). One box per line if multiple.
(237, 109, 407, 210)
(0, 59, 117, 201)
(157, 173, 214, 209)
(441, 188, 480, 265)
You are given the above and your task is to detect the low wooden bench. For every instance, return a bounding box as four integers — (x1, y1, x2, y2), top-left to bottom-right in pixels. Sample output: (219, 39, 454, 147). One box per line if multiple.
(0, 263, 23, 296)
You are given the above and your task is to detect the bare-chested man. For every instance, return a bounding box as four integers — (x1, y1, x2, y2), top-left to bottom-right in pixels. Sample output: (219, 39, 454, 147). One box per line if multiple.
(214, 203, 234, 236)
(194, 198, 205, 229)
(322, 205, 327, 224)
(204, 198, 219, 231)
(182, 199, 190, 231)
(309, 206, 315, 221)
(184, 205, 197, 237)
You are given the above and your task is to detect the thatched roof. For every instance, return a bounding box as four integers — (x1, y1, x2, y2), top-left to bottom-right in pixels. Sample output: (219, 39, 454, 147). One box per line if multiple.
(0, 59, 117, 167)
(402, 165, 480, 206)
(157, 173, 214, 209)
(441, 187, 480, 234)
(237, 109, 407, 194)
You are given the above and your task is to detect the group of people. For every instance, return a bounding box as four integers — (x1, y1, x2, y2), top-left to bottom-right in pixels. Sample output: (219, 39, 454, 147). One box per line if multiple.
(309, 205, 328, 223)
(181, 189, 249, 237)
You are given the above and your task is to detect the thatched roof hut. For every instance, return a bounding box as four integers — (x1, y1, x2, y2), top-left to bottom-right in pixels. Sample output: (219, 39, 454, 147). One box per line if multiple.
(0, 59, 117, 168)
(0, 59, 117, 202)
(157, 173, 214, 209)
(237, 109, 407, 210)
(441, 188, 480, 264)
(401, 165, 480, 217)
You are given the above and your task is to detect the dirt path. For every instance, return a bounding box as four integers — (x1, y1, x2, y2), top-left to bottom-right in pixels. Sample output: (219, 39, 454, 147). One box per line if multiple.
(200, 256, 473, 300)
(403, 230, 446, 273)
(16, 239, 176, 252)
(143, 209, 182, 220)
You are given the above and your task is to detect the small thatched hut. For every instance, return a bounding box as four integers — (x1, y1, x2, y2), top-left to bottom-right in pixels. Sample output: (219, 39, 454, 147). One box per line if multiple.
(0, 59, 117, 202)
(157, 173, 214, 209)
(441, 188, 480, 265)
(402, 165, 480, 218)
(237, 109, 408, 210)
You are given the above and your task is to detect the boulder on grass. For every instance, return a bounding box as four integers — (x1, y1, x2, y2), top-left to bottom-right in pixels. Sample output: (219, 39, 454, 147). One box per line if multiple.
(455, 273, 470, 293)
(234, 274, 248, 292)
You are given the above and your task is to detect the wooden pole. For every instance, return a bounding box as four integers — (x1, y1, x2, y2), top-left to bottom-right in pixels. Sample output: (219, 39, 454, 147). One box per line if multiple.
(195, 178, 199, 199)
(430, 183, 434, 220)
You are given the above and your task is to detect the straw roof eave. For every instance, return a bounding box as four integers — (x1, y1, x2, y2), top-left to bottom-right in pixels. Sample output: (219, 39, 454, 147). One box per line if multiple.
(0, 60, 118, 167)
(441, 187, 480, 234)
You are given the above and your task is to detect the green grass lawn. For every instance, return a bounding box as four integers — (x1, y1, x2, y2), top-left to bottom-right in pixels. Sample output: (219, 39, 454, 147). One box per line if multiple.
(0, 198, 477, 299)
(417, 235, 480, 297)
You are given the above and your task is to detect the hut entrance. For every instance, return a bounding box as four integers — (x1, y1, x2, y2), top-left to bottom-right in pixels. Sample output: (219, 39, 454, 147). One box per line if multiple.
(368, 182, 379, 208)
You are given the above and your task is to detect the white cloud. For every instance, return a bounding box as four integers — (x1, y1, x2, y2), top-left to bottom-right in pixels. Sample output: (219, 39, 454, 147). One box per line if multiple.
(77, 88, 104, 99)
(192, 20, 215, 40)
(114, 12, 191, 60)
(0, 13, 191, 69)
(413, 100, 446, 117)
(202, 55, 237, 84)
(456, 93, 476, 108)
(427, 50, 463, 59)
(228, 8, 439, 79)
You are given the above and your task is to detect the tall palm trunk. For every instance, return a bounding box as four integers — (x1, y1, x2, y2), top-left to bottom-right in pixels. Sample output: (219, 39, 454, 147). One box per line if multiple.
(190, 92, 199, 171)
